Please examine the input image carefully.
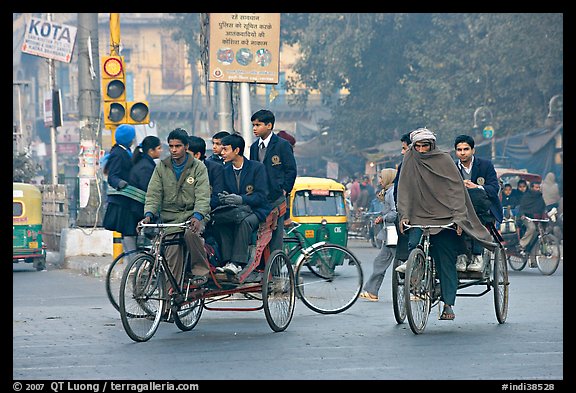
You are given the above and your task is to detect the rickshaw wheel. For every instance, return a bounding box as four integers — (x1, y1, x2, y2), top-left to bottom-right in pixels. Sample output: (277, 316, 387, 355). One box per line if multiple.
(262, 250, 295, 332)
(492, 245, 509, 323)
(174, 298, 204, 331)
(295, 244, 363, 314)
(34, 256, 46, 271)
(392, 257, 407, 324)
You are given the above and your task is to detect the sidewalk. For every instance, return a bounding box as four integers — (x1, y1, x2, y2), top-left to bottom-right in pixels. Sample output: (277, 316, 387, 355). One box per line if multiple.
(47, 251, 112, 279)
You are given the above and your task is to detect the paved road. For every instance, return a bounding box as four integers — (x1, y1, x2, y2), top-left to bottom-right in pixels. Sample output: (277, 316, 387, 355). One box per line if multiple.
(12, 239, 564, 385)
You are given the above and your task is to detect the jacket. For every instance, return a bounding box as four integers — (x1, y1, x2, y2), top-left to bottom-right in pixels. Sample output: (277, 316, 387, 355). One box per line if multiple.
(144, 152, 211, 235)
(220, 158, 272, 222)
(249, 133, 297, 204)
(128, 154, 157, 216)
(456, 156, 503, 223)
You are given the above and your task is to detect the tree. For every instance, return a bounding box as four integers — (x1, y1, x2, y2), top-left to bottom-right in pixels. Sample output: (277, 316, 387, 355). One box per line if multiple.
(13, 153, 42, 183)
(284, 13, 562, 148)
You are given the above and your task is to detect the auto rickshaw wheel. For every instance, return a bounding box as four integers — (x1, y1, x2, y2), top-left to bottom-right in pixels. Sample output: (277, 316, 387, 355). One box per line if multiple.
(33, 256, 46, 271)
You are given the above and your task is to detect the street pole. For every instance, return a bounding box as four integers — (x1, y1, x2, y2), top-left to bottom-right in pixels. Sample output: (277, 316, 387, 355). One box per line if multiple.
(13, 81, 29, 154)
(47, 14, 59, 185)
(217, 82, 234, 132)
(240, 82, 252, 143)
(76, 13, 103, 227)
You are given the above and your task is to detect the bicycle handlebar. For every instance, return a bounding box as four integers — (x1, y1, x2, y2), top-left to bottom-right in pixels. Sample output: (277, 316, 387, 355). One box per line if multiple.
(138, 220, 191, 229)
(523, 217, 550, 223)
(402, 222, 457, 230)
(284, 221, 302, 235)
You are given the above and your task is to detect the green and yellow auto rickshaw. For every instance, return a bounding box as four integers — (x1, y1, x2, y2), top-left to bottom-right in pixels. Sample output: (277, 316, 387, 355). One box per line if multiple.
(13, 182, 46, 271)
(283, 177, 349, 265)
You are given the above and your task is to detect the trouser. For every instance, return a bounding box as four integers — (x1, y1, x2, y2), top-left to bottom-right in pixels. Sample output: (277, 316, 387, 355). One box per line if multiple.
(164, 231, 210, 291)
(519, 218, 536, 249)
(121, 235, 137, 253)
(269, 195, 287, 253)
(363, 243, 396, 295)
(429, 229, 459, 306)
(407, 228, 423, 254)
(219, 213, 261, 265)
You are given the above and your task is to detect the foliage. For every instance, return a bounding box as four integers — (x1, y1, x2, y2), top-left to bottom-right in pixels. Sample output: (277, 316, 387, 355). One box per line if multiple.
(283, 13, 563, 148)
(13, 152, 42, 183)
(168, 13, 563, 150)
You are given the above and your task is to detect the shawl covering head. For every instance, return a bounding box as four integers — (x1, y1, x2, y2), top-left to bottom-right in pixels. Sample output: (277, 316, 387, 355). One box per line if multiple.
(379, 168, 397, 191)
(397, 145, 496, 251)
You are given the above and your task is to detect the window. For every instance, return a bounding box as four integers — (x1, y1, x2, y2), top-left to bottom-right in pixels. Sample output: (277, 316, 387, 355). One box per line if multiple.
(13, 202, 23, 217)
(161, 37, 184, 90)
(292, 190, 346, 217)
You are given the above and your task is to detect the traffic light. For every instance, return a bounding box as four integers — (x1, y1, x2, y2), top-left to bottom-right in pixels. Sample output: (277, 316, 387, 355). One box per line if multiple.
(104, 102, 127, 124)
(102, 55, 127, 126)
(126, 101, 150, 125)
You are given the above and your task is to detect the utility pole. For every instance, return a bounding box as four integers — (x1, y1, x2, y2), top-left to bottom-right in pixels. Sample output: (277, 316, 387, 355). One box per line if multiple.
(217, 82, 234, 132)
(13, 81, 29, 154)
(240, 82, 252, 143)
(76, 13, 103, 227)
(47, 13, 59, 185)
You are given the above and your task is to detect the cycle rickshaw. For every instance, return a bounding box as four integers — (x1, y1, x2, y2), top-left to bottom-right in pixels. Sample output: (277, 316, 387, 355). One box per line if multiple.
(118, 204, 296, 342)
(495, 169, 561, 275)
(392, 221, 509, 334)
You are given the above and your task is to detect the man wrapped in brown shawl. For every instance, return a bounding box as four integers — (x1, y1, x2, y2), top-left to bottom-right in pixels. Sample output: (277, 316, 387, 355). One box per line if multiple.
(397, 128, 495, 251)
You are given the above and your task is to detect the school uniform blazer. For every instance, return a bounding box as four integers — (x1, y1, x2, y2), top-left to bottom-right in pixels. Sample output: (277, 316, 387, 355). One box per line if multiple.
(249, 133, 297, 204)
(204, 158, 225, 210)
(221, 158, 273, 222)
(457, 156, 503, 223)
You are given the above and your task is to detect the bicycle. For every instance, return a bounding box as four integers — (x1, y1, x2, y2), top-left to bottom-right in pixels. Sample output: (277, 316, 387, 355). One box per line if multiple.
(504, 216, 561, 275)
(105, 236, 153, 312)
(119, 215, 295, 342)
(401, 222, 508, 334)
(283, 222, 363, 314)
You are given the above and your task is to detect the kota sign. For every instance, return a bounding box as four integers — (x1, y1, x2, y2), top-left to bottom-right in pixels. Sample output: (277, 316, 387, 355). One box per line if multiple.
(21, 17, 77, 63)
(209, 13, 280, 84)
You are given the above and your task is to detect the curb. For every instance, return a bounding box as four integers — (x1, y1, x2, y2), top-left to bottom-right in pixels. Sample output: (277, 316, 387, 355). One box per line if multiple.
(47, 251, 111, 279)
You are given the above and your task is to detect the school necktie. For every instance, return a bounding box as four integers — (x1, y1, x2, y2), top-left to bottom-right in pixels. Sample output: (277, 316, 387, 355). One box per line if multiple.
(258, 142, 266, 162)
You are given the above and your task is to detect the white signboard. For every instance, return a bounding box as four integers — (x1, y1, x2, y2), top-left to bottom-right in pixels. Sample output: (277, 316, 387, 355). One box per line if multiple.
(21, 17, 77, 63)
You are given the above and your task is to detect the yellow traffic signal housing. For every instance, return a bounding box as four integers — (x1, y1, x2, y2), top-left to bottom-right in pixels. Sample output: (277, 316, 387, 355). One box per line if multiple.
(102, 56, 126, 102)
(104, 101, 127, 127)
(126, 101, 150, 125)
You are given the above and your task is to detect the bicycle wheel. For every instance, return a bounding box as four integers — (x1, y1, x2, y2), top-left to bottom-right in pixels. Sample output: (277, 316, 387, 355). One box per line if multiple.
(119, 254, 165, 342)
(532, 234, 561, 275)
(174, 298, 204, 332)
(404, 248, 432, 335)
(295, 244, 363, 314)
(106, 248, 150, 312)
(391, 257, 406, 324)
(263, 250, 295, 332)
(491, 245, 509, 323)
(507, 251, 527, 271)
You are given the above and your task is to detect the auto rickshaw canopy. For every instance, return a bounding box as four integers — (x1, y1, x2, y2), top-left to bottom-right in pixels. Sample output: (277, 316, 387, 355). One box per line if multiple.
(13, 182, 43, 226)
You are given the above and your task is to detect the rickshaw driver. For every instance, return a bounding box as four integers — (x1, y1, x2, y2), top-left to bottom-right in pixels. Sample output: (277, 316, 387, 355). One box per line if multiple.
(139, 128, 212, 292)
(396, 128, 495, 320)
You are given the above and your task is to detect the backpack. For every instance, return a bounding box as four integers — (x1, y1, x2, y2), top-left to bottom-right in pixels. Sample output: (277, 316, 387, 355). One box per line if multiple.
(468, 188, 493, 225)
